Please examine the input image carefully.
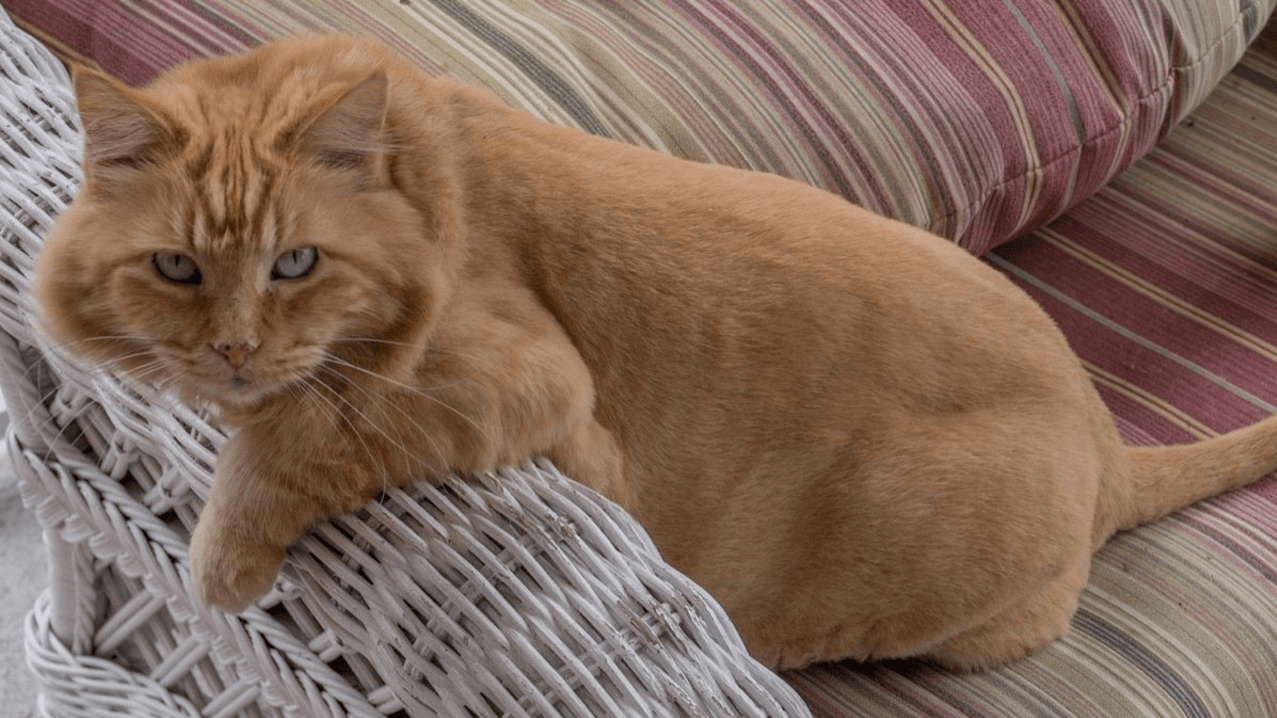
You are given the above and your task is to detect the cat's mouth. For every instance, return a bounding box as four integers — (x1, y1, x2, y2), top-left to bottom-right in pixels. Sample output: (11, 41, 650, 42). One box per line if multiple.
(193, 369, 287, 408)
(221, 371, 291, 403)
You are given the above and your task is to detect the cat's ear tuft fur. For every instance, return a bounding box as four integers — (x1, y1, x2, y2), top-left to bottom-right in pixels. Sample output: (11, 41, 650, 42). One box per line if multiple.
(297, 72, 392, 181)
(73, 66, 179, 192)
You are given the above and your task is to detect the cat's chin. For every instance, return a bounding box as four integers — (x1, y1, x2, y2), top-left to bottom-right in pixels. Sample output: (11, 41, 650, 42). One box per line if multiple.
(181, 379, 287, 414)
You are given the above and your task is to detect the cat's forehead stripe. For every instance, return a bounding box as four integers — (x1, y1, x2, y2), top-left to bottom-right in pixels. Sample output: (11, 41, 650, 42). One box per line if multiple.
(189, 137, 280, 251)
(187, 200, 282, 262)
(185, 143, 215, 183)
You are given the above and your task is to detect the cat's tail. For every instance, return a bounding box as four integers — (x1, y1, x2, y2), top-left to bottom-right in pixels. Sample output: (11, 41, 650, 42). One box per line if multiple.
(1104, 414, 1277, 537)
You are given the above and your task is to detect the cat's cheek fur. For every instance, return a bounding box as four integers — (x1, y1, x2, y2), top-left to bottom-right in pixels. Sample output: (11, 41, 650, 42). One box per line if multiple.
(33, 207, 109, 348)
(35, 178, 185, 365)
(34, 260, 151, 377)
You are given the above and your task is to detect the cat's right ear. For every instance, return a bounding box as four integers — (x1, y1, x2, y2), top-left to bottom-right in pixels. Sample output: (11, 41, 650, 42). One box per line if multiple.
(292, 71, 391, 187)
(72, 66, 180, 193)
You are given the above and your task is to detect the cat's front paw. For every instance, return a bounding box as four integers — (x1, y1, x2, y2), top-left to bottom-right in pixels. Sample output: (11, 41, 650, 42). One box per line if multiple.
(188, 521, 285, 613)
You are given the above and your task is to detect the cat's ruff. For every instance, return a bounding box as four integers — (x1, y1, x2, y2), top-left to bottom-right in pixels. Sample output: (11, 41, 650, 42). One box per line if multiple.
(33, 34, 1277, 672)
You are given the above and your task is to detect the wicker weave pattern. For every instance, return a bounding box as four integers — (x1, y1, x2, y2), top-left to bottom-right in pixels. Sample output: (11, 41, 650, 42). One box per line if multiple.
(0, 8, 811, 717)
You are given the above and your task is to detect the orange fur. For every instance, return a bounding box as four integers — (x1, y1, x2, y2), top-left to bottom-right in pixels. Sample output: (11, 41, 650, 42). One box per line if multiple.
(34, 35, 1277, 671)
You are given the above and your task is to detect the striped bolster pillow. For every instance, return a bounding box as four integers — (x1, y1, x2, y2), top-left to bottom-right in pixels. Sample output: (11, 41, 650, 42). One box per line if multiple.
(5, 0, 1271, 254)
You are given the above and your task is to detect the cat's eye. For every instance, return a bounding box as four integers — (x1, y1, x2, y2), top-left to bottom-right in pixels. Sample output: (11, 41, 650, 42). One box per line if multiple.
(152, 252, 201, 285)
(271, 247, 318, 280)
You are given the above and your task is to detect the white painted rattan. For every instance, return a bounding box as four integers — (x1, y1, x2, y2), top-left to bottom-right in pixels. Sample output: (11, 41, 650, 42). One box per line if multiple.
(0, 9, 812, 717)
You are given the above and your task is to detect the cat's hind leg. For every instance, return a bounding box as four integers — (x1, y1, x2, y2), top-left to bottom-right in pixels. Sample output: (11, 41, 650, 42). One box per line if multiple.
(923, 559, 1091, 671)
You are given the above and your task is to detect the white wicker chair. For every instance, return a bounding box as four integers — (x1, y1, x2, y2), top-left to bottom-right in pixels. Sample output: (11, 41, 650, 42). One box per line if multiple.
(0, 9, 813, 718)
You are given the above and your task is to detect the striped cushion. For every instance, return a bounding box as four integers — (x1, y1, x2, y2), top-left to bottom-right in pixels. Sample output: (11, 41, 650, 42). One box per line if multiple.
(9, 1, 1277, 717)
(5, 0, 1269, 253)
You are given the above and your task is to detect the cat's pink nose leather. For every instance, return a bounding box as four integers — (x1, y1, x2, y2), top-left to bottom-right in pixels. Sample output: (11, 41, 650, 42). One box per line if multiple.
(212, 342, 255, 369)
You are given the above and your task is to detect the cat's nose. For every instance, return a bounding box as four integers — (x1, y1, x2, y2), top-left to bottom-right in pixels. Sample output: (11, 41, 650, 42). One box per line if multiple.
(212, 341, 257, 370)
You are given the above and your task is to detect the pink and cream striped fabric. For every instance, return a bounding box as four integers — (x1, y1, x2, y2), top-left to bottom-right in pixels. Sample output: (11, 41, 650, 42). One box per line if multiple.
(8, 1, 1277, 716)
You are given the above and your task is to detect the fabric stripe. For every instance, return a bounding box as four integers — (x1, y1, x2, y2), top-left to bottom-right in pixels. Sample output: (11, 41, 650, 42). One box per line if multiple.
(1048, 2, 1139, 182)
(1042, 232, 1277, 361)
(921, 0, 1045, 235)
(1085, 362, 1219, 441)
(1071, 610, 1210, 718)
(990, 251, 1277, 418)
(1003, 0, 1087, 219)
(426, 0, 610, 136)
(669, 0, 860, 201)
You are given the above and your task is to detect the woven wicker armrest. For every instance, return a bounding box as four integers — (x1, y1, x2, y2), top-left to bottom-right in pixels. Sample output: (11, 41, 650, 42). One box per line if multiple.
(0, 9, 811, 717)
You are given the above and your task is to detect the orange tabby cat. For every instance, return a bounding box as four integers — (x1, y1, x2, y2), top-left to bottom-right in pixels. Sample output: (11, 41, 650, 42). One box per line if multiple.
(34, 35, 1277, 672)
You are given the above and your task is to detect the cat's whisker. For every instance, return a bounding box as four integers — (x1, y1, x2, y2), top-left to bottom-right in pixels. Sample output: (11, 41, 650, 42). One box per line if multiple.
(327, 375, 448, 470)
(288, 380, 344, 434)
(18, 342, 148, 383)
(43, 333, 153, 349)
(7, 383, 83, 453)
(3, 351, 160, 449)
(286, 379, 372, 468)
(123, 363, 178, 392)
(66, 356, 176, 394)
(329, 336, 419, 349)
(287, 378, 401, 498)
(330, 336, 496, 369)
(317, 389, 399, 501)
(25, 347, 180, 408)
(308, 367, 449, 477)
(4, 374, 130, 471)
(318, 353, 491, 441)
(306, 375, 442, 501)
(39, 335, 155, 363)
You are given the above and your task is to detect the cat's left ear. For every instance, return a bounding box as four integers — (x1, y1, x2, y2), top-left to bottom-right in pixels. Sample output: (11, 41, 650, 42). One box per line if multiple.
(295, 72, 392, 184)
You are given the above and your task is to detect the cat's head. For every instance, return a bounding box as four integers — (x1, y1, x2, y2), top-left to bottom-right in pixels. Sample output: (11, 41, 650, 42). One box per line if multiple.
(34, 40, 460, 413)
